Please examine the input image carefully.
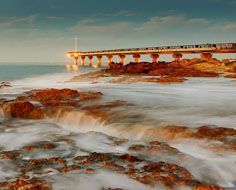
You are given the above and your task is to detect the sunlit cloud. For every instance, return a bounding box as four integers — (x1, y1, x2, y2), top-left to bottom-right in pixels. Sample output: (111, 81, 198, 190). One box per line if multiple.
(0, 15, 36, 28)
(221, 23, 236, 31)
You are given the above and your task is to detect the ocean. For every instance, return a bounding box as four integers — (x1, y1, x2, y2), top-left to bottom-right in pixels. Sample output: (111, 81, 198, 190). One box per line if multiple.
(0, 64, 236, 189)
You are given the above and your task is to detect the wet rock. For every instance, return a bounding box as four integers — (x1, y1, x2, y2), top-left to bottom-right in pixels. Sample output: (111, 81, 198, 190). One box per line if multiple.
(99, 161, 125, 171)
(2, 88, 106, 120)
(59, 166, 68, 173)
(156, 126, 193, 141)
(85, 168, 96, 174)
(0, 151, 19, 160)
(23, 143, 56, 152)
(150, 125, 236, 144)
(148, 141, 180, 154)
(0, 178, 50, 190)
(79, 91, 103, 101)
(42, 143, 56, 150)
(81, 100, 127, 121)
(119, 154, 141, 163)
(109, 76, 187, 84)
(23, 146, 35, 151)
(0, 81, 11, 89)
(193, 126, 236, 141)
(128, 144, 146, 152)
(88, 152, 111, 162)
(2, 101, 44, 119)
(30, 88, 80, 106)
(134, 161, 205, 187)
(15, 96, 30, 101)
(195, 185, 225, 190)
(69, 70, 110, 82)
(225, 74, 236, 78)
(128, 141, 180, 158)
(149, 67, 218, 78)
(143, 77, 187, 84)
(107, 61, 219, 78)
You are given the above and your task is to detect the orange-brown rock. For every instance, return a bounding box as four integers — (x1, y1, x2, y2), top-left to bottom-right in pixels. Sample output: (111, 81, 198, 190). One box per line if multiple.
(0, 151, 19, 160)
(85, 168, 96, 174)
(59, 167, 68, 173)
(15, 96, 30, 101)
(2, 88, 105, 120)
(79, 91, 103, 101)
(193, 126, 236, 141)
(149, 67, 218, 77)
(87, 152, 111, 162)
(119, 154, 141, 163)
(23, 146, 35, 151)
(195, 186, 224, 190)
(99, 161, 125, 171)
(0, 178, 50, 190)
(81, 100, 127, 121)
(134, 161, 202, 187)
(225, 74, 236, 78)
(151, 125, 236, 143)
(128, 144, 146, 152)
(2, 101, 44, 119)
(30, 88, 80, 106)
(107, 61, 219, 78)
(42, 143, 56, 150)
(143, 77, 187, 84)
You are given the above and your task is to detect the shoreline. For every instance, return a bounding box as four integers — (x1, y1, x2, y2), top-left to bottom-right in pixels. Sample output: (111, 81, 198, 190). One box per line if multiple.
(0, 62, 236, 189)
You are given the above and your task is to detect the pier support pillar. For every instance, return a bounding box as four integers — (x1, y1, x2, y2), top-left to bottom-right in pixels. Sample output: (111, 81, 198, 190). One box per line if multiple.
(133, 54, 141, 63)
(81, 56, 85, 66)
(119, 54, 126, 64)
(107, 55, 113, 67)
(151, 54, 159, 64)
(97, 55, 102, 67)
(200, 53, 213, 61)
(73, 56, 79, 66)
(172, 54, 183, 61)
(88, 56, 93, 67)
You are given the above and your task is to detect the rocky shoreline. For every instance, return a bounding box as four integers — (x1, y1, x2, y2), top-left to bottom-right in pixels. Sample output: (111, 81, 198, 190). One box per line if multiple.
(0, 86, 235, 189)
(70, 58, 236, 84)
(0, 59, 236, 189)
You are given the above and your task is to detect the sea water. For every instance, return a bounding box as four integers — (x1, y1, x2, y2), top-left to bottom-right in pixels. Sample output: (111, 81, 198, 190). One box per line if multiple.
(0, 64, 236, 189)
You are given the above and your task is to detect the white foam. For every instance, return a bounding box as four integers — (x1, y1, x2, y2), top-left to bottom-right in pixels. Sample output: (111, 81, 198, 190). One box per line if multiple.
(49, 170, 154, 190)
(171, 139, 236, 188)
(0, 121, 70, 151)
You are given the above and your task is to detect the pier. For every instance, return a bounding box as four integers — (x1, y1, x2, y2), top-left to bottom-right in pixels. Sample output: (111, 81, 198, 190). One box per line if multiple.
(66, 43, 236, 67)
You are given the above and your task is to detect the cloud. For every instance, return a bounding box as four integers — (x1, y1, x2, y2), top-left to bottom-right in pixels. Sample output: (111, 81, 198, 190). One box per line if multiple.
(46, 16, 65, 20)
(186, 18, 210, 25)
(70, 18, 133, 37)
(137, 15, 184, 33)
(70, 15, 189, 37)
(221, 23, 236, 31)
(105, 10, 134, 17)
(0, 15, 36, 28)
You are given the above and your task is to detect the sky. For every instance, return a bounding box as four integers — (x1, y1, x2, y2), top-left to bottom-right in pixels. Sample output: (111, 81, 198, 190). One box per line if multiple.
(0, 0, 235, 63)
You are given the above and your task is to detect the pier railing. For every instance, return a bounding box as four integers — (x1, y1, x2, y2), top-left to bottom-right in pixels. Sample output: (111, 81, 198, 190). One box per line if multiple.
(66, 42, 236, 66)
